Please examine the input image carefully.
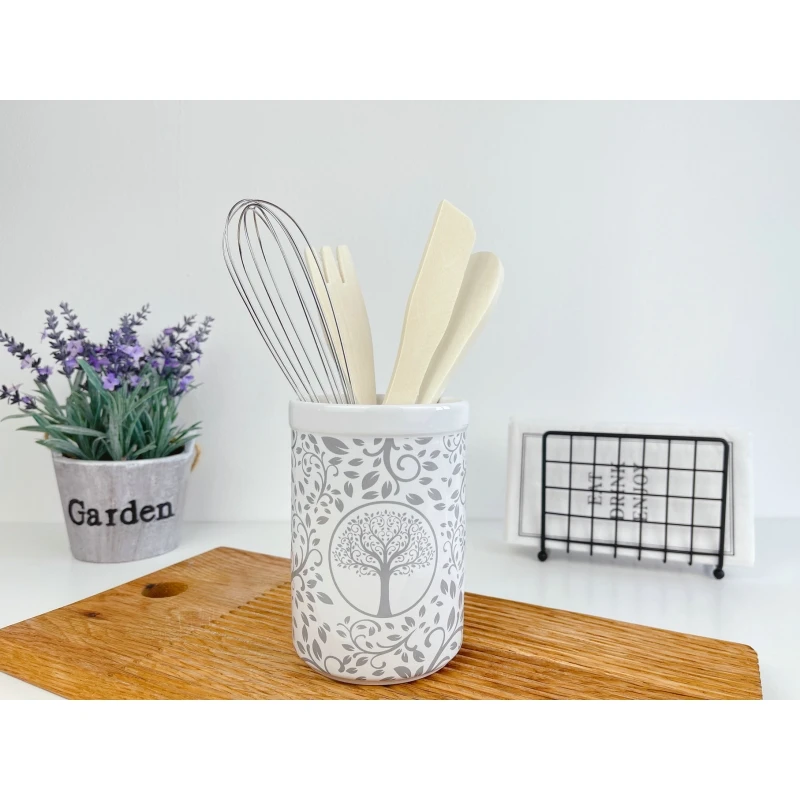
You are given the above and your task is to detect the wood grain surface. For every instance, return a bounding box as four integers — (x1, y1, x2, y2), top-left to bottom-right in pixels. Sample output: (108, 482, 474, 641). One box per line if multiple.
(0, 547, 762, 699)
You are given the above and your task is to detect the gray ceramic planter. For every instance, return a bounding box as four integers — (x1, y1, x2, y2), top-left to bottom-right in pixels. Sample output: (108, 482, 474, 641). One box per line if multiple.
(51, 442, 197, 563)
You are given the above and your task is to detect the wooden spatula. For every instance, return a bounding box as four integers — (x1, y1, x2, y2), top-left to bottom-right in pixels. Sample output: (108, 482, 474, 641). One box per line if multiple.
(383, 200, 476, 405)
(305, 245, 376, 404)
(416, 251, 503, 404)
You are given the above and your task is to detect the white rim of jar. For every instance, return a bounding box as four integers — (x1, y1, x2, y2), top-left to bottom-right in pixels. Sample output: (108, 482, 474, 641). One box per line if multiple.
(289, 397, 468, 437)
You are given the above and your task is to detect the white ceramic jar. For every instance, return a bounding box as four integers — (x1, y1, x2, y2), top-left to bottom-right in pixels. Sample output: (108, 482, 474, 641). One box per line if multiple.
(289, 399, 468, 684)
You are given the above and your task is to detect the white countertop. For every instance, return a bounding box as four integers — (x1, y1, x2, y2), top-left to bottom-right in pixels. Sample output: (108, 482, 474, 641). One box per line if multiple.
(0, 518, 797, 699)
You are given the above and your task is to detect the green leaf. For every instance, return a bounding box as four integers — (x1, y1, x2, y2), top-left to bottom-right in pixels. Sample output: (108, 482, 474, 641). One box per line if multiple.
(8, 361, 203, 462)
(107, 410, 123, 461)
(121, 384, 168, 424)
(41, 424, 106, 438)
(91, 436, 108, 460)
(33, 391, 67, 423)
(127, 442, 156, 460)
(77, 358, 105, 394)
(36, 438, 86, 459)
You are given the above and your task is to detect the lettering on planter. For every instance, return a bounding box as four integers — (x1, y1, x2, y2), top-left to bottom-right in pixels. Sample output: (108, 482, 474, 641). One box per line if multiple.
(67, 499, 175, 527)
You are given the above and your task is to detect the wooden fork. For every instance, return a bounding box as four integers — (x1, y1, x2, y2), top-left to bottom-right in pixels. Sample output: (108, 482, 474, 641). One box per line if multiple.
(305, 245, 376, 404)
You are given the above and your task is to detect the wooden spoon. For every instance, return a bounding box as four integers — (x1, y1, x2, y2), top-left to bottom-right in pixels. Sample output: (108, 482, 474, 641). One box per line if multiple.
(416, 251, 503, 404)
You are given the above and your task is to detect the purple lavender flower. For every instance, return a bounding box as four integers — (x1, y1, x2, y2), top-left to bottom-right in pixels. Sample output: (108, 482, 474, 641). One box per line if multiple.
(41, 310, 70, 375)
(87, 352, 110, 370)
(121, 344, 144, 363)
(4, 304, 212, 413)
(1, 331, 29, 361)
(1, 330, 44, 381)
(60, 303, 88, 339)
(118, 305, 149, 344)
(104, 311, 149, 380)
(0, 384, 37, 410)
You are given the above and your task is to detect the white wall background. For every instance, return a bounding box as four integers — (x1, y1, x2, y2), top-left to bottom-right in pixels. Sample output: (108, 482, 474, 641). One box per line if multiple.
(0, 102, 798, 522)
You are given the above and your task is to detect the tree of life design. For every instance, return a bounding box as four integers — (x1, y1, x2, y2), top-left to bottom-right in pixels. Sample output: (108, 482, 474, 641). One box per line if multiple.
(331, 507, 435, 618)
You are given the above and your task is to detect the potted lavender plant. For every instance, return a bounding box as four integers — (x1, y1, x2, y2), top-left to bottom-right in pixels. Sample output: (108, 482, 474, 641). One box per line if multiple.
(1, 303, 213, 563)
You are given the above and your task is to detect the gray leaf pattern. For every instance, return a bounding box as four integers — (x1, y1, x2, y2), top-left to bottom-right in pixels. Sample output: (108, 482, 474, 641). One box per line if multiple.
(322, 437, 349, 455)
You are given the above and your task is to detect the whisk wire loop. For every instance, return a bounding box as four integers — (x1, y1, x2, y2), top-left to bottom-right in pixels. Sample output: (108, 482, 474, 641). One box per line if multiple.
(223, 199, 355, 404)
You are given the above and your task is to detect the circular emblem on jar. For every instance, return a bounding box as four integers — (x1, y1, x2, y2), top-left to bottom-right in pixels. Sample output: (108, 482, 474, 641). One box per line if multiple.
(329, 501, 438, 619)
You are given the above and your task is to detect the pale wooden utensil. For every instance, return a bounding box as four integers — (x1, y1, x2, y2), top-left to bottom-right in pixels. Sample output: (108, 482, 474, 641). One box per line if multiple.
(416, 251, 503, 404)
(383, 200, 476, 405)
(305, 245, 376, 404)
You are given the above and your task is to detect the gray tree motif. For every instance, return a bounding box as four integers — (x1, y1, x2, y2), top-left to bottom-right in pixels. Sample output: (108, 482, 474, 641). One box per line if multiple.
(332, 509, 435, 617)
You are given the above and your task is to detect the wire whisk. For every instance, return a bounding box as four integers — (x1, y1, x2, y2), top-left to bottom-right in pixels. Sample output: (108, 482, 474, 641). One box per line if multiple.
(223, 199, 354, 404)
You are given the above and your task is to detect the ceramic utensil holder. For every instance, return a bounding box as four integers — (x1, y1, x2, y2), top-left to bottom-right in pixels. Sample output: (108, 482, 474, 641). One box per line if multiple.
(289, 399, 468, 684)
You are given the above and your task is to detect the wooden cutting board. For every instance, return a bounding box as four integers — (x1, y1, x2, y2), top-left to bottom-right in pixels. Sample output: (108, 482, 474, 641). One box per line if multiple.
(0, 547, 761, 699)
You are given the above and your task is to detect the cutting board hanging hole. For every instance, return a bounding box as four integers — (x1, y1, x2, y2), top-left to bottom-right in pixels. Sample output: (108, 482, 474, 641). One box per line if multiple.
(141, 582, 189, 598)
